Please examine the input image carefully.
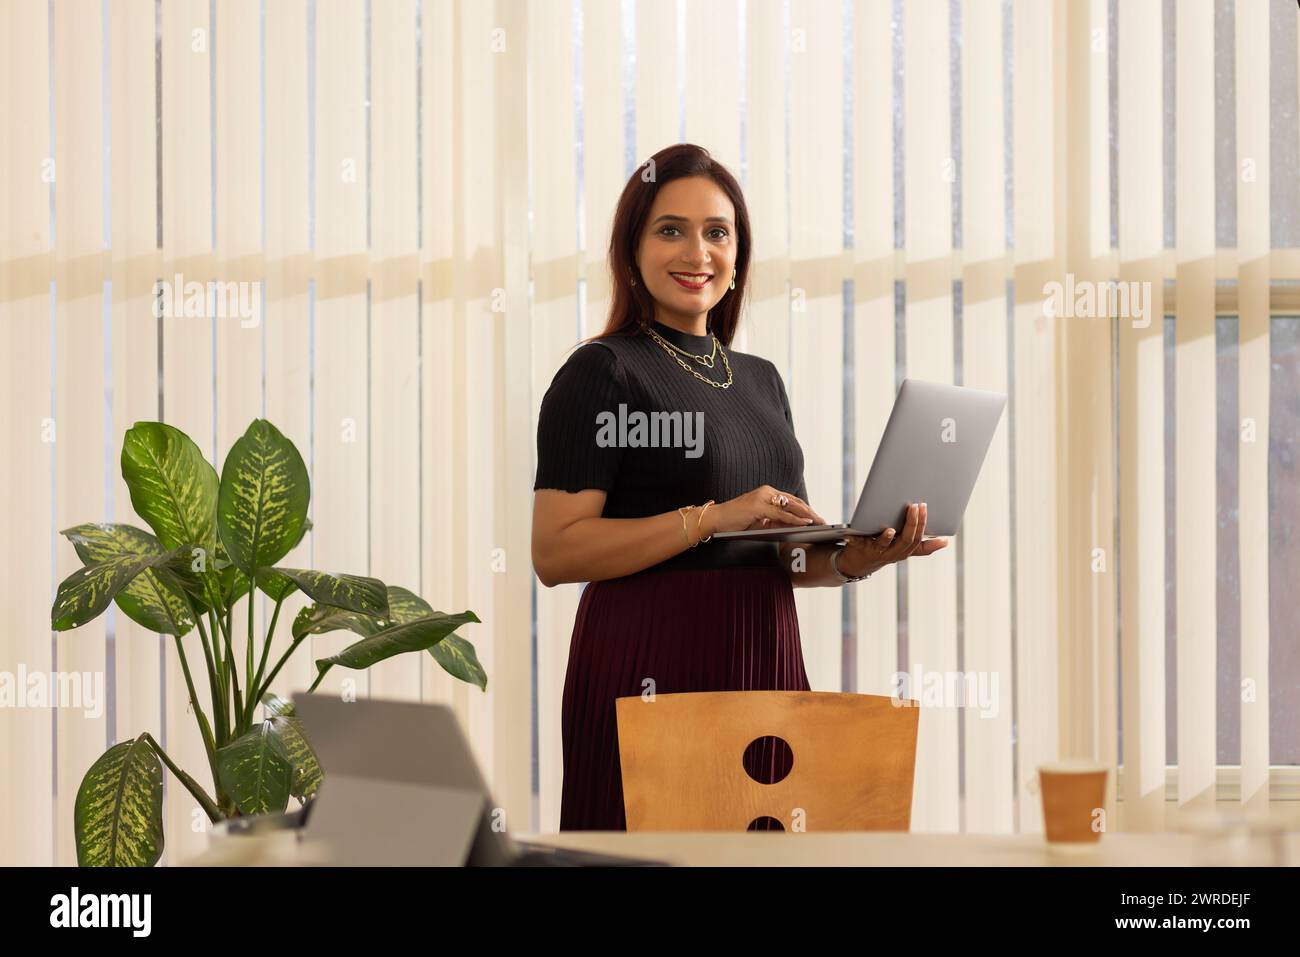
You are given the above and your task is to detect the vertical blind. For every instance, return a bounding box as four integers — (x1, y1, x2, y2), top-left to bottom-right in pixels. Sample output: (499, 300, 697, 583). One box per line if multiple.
(1, 0, 1296, 865)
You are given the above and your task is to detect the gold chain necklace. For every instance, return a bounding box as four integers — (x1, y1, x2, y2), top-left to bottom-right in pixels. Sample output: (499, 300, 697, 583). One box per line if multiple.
(646, 326, 734, 389)
(651, 329, 719, 368)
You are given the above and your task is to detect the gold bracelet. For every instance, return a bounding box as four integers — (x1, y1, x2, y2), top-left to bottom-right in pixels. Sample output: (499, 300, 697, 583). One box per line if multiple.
(696, 500, 715, 543)
(678, 505, 698, 547)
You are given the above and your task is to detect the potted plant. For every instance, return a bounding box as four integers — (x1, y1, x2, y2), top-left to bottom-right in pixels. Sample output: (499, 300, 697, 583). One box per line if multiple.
(50, 418, 484, 866)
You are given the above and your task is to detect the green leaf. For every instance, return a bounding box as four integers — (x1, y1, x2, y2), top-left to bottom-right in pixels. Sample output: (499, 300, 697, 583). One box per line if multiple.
(260, 691, 295, 717)
(291, 586, 487, 691)
(74, 736, 164, 867)
(430, 633, 488, 692)
(268, 568, 388, 617)
(254, 568, 299, 602)
(267, 715, 322, 801)
(313, 611, 480, 687)
(156, 547, 230, 619)
(211, 543, 299, 610)
(51, 547, 186, 632)
(172, 541, 295, 614)
(290, 584, 428, 640)
(61, 523, 195, 636)
(121, 421, 220, 555)
(291, 603, 379, 641)
(217, 420, 310, 574)
(384, 586, 434, 624)
(215, 722, 293, 816)
(372, 587, 485, 689)
(213, 538, 250, 607)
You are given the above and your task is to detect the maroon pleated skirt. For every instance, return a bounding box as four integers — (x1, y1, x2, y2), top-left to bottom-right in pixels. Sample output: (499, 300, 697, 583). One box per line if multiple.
(559, 564, 811, 831)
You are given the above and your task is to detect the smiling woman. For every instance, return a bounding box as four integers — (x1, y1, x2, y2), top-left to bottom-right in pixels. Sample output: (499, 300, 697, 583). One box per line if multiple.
(529, 144, 939, 831)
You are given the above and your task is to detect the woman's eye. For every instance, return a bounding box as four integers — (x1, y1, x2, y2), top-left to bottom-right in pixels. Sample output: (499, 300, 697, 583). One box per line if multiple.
(659, 226, 729, 241)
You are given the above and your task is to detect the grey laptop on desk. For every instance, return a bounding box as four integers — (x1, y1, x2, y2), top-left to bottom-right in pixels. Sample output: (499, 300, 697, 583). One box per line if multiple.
(712, 378, 1007, 544)
(292, 693, 667, 867)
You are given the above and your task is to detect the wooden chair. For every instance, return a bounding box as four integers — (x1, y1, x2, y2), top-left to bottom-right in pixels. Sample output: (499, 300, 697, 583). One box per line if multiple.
(615, 690, 919, 831)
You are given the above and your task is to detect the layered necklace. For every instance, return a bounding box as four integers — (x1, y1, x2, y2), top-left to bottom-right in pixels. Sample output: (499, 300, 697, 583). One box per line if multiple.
(646, 323, 734, 389)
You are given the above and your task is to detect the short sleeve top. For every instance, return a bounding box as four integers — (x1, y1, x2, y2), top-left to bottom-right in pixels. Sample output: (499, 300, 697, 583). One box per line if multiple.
(533, 319, 809, 574)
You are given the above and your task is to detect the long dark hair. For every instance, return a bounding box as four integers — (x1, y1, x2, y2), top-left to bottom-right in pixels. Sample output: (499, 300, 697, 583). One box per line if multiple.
(586, 143, 751, 347)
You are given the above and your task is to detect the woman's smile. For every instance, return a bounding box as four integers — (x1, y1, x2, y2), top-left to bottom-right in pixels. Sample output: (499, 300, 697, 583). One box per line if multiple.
(669, 271, 712, 291)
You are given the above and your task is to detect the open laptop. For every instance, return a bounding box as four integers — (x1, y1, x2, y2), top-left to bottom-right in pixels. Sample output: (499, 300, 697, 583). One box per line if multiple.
(290, 692, 669, 867)
(712, 378, 1007, 544)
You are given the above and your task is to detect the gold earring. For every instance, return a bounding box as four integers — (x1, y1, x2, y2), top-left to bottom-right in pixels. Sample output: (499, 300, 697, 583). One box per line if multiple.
(630, 272, 637, 286)
(729, 268, 736, 290)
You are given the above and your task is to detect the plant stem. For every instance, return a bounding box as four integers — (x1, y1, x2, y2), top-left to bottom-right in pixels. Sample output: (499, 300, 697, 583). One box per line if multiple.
(216, 605, 244, 735)
(261, 632, 311, 700)
(170, 633, 222, 799)
(206, 610, 229, 746)
(246, 590, 256, 714)
(142, 732, 222, 823)
(246, 594, 285, 727)
(193, 614, 225, 746)
(305, 658, 327, 694)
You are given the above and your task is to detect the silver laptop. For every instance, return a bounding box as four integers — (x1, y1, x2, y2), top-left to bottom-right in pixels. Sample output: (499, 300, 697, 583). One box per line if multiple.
(713, 378, 1007, 544)
(291, 693, 668, 867)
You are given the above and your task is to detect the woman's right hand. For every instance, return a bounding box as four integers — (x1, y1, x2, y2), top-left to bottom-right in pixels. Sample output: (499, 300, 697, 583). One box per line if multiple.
(700, 485, 825, 537)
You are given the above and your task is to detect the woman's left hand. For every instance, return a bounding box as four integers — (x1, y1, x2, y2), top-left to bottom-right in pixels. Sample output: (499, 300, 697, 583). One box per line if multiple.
(836, 502, 947, 578)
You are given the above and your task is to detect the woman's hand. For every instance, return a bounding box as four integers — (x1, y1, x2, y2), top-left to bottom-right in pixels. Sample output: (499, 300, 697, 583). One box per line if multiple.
(835, 502, 947, 578)
(699, 485, 826, 537)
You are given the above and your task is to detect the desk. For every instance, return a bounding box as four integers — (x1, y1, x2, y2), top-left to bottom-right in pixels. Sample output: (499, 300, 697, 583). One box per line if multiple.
(180, 827, 1299, 866)
(519, 830, 1300, 867)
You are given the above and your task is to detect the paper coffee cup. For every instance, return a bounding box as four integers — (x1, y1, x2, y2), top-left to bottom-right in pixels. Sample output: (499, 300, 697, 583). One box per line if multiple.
(1028, 760, 1108, 852)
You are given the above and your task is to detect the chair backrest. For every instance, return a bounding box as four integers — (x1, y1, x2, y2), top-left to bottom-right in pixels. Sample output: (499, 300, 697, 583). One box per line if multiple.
(615, 690, 918, 831)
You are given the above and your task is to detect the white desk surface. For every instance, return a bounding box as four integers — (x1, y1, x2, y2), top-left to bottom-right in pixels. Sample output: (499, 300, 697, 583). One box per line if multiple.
(180, 828, 1299, 867)
(518, 830, 1300, 867)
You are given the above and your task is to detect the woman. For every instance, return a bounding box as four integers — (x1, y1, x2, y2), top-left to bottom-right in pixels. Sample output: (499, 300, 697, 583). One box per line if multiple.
(531, 143, 947, 831)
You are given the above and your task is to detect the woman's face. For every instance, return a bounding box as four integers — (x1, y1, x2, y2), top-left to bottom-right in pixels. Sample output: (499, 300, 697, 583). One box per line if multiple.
(635, 175, 737, 330)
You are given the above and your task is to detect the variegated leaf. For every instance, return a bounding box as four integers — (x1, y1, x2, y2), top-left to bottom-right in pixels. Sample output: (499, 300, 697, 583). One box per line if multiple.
(312, 611, 480, 689)
(261, 692, 295, 717)
(216, 721, 293, 816)
(51, 548, 185, 632)
(291, 584, 428, 640)
(253, 567, 299, 602)
(267, 715, 322, 801)
(217, 419, 310, 573)
(381, 588, 486, 690)
(385, 586, 433, 624)
(171, 541, 291, 614)
(291, 602, 382, 641)
(162, 545, 227, 615)
(121, 421, 219, 555)
(61, 523, 195, 635)
(74, 736, 164, 867)
(293, 586, 485, 690)
(209, 539, 293, 610)
(269, 568, 388, 617)
(430, 633, 488, 692)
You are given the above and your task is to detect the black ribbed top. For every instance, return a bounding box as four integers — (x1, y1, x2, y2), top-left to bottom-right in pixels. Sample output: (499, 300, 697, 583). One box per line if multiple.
(533, 319, 809, 575)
